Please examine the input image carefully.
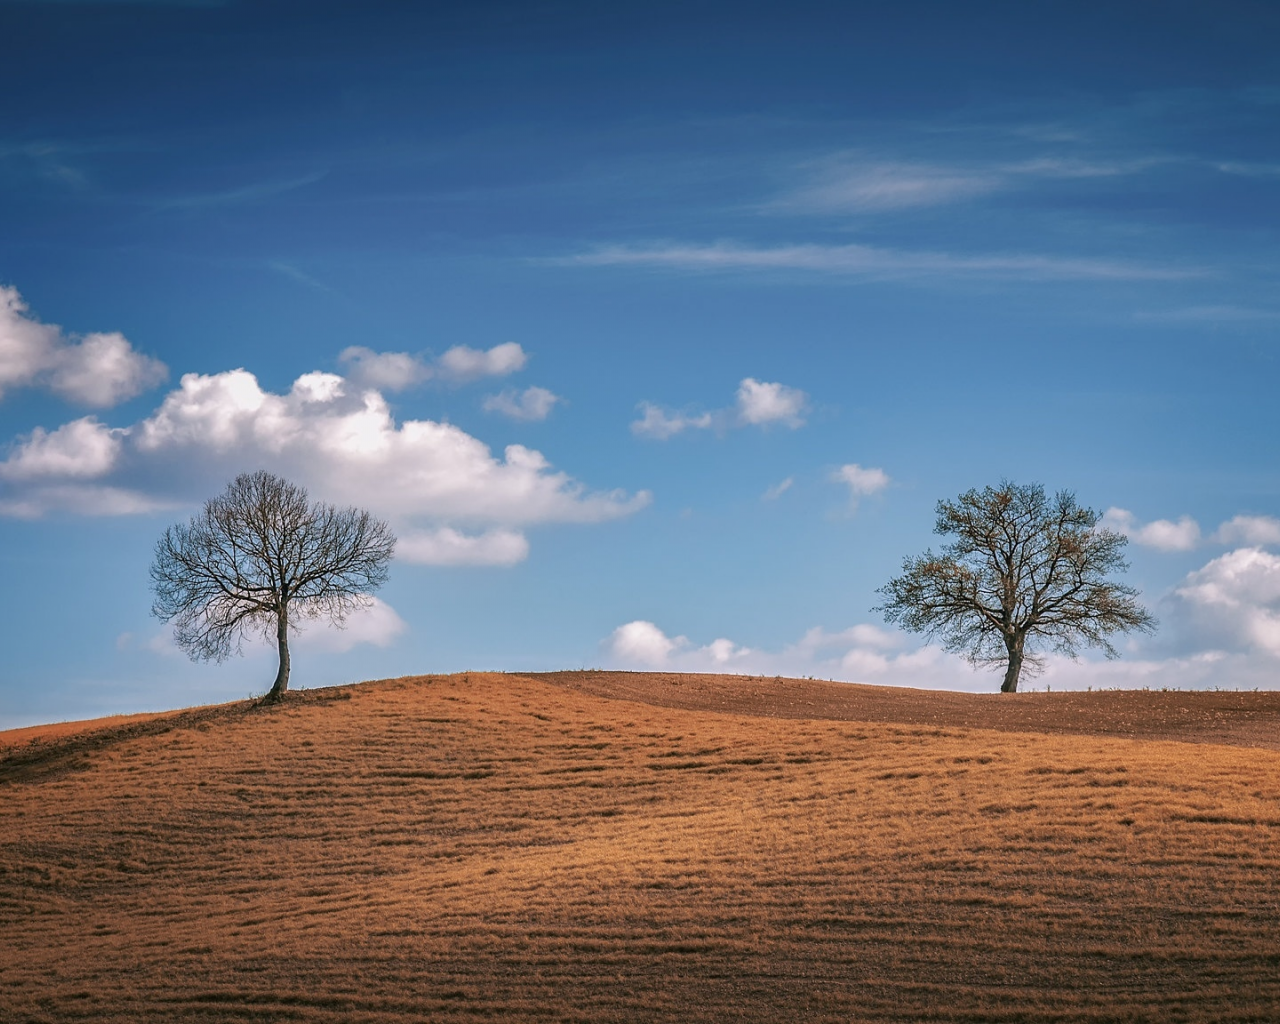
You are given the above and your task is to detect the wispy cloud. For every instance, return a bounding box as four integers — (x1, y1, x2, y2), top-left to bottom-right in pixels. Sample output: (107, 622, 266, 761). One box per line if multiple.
(770, 152, 1164, 215)
(773, 160, 1000, 213)
(570, 242, 1198, 282)
(1215, 160, 1280, 178)
(1134, 305, 1280, 324)
(267, 262, 333, 292)
(762, 477, 793, 501)
(147, 171, 326, 211)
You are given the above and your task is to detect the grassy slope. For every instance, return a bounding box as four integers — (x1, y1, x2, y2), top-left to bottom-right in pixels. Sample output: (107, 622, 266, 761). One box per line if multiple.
(2, 672, 1279, 1023)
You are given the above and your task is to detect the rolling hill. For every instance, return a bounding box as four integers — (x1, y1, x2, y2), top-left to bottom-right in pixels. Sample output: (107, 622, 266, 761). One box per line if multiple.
(3, 671, 1279, 1022)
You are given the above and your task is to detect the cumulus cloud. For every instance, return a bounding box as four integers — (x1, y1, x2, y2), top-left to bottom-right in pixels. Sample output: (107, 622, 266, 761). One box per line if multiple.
(483, 386, 561, 422)
(0, 285, 167, 407)
(338, 348, 432, 392)
(606, 620, 756, 670)
(1101, 507, 1202, 551)
(1214, 515, 1280, 547)
(295, 596, 408, 653)
(438, 342, 527, 381)
(633, 378, 808, 439)
(602, 605, 1280, 693)
(1170, 547, 1280, 658)
(137, 595, 409, 657)
(735, 377, 808, 427)
(338, 342, 528, 391)
(608, 620, 686, 667)
(832, 463, 890, 508)
(0, 417, 122, 481)
(603, 618, 980, 688)
(0, 366, 649, 563)
(396, 527, 530, 567)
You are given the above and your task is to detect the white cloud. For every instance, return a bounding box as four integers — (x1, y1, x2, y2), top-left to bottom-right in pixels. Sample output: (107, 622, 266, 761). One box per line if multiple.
(601, 607, 1280, 693)
(1215, 160, 1280, 178)
(602, 618, 983, 689)
(606, 621, 756, 671)
(608, 620, 685, 667)
(0, 286, 167, 407)
(134, 595, 408, 659)
(1171, 547, 1280, 658)
(1102, 509, 1280, 553)
(634, 377, 808, 440)
(438, 342, 527, 381)
(603, 535, 1280, 693)
(779, 160, 1000, 213)
(1134, 304, 1280, 324)
(1214, 515, 1280, 547)
(396, 527, 530, 566)
(1137, 517, 1202, 552)
(0, 367, 650, 564)
(763, 477, 793, 500)
(294, 596, 408, 653)
(0, 417, 121, 481)
(630, 402, 714, 439)
(338, 342, 528, 391)
(568, 242, 1198, 282)
(483, 386, 561, 422)
(1101, 507, 1202, 551)
(832, 464, 890, 508)
(49, 332, 166, 407)
(772, 154, 1152, 216)
(0, 483, 163, 519)
(338, 347, 433, 392)
(735, 378, 808, 427)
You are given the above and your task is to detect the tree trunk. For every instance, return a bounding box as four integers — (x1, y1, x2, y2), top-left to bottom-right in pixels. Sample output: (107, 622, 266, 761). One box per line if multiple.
(1000, 634, 1024, 693)
(266, 603, 290, 702)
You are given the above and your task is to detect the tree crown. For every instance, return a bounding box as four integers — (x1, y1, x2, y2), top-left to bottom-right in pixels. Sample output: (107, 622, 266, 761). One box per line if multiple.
(150, 471, 396, 663)
(877, 481, 1155, 679)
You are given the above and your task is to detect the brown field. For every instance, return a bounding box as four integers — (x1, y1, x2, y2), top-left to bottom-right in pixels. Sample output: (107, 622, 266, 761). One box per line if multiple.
(2, 672, 1280, 1023)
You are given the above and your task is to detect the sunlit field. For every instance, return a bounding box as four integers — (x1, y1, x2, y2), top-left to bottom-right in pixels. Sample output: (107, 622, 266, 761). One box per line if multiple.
(3, 672, 1279, 1023)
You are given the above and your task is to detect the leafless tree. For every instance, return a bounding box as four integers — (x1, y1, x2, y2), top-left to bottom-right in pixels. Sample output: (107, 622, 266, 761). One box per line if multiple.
(876, 482, 1155, 692)
(151, 471, 396, 702)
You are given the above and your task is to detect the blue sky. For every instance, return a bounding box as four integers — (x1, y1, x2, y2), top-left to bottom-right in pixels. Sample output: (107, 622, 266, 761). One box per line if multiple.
(2, 0, 1279, 727)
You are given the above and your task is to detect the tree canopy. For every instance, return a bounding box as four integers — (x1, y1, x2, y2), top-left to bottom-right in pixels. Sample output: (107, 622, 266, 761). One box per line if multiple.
(150, 471, 396, 701)
(877, 481, 1156, 692)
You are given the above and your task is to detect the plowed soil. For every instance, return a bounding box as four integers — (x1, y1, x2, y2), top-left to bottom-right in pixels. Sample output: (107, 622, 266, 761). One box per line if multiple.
(2, 671, 1279, 1023)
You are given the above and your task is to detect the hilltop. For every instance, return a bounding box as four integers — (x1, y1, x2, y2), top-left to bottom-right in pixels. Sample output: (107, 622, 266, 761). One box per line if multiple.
(2, 672, 1279, 1022)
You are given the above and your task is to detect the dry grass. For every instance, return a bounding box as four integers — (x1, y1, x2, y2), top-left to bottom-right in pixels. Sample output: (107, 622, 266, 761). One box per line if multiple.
(2, 671, 1279, 1023)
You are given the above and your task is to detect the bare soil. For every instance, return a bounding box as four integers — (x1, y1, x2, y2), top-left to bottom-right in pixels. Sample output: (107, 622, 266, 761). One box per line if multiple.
(2, 672, 1279, 1023)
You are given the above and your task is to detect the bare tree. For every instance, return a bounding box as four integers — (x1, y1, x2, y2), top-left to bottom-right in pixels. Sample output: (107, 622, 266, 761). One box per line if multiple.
(151, 471, 396, 702)
(876, 481, 1155, 692)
